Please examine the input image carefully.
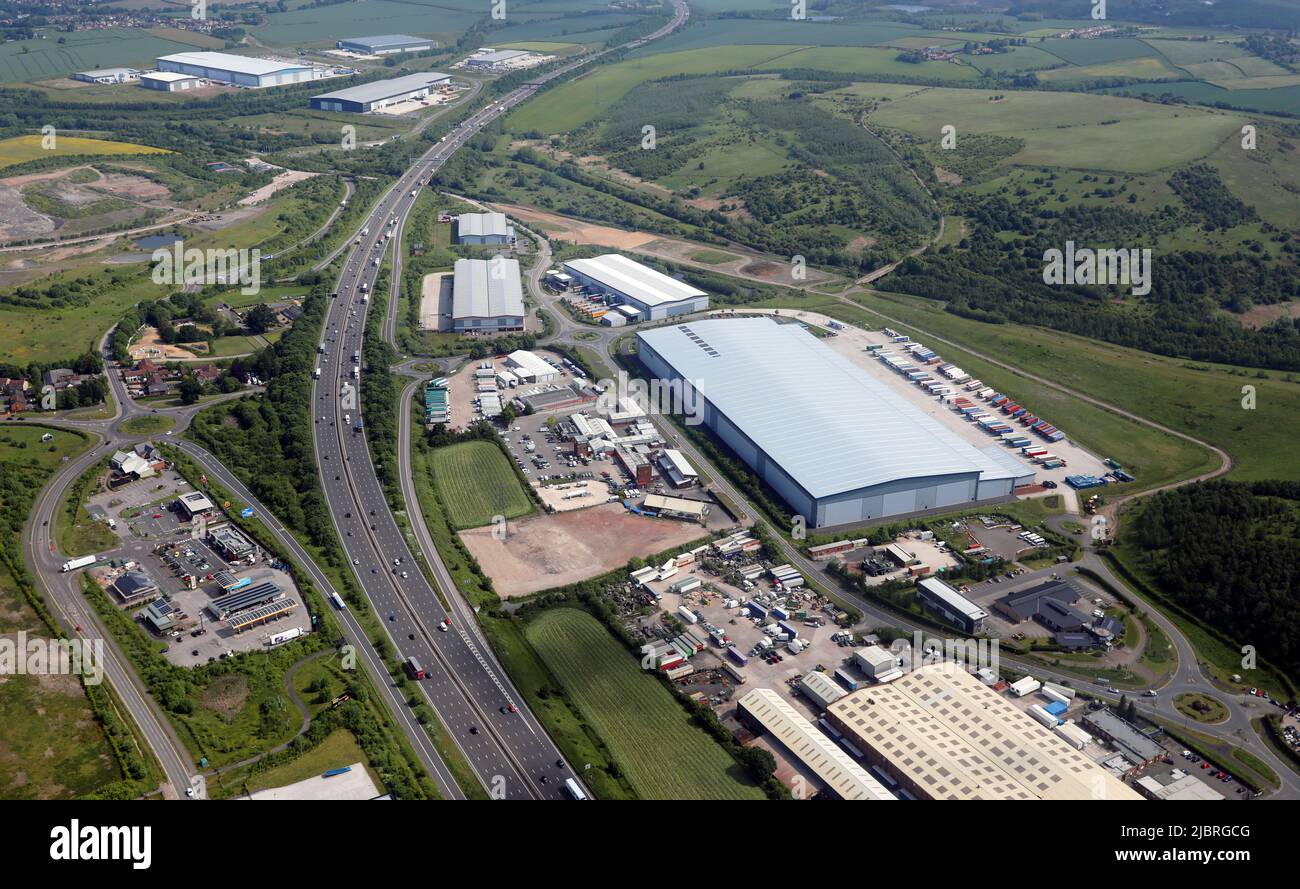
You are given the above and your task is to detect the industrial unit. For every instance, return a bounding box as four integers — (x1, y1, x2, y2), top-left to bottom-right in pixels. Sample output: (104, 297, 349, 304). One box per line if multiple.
(737, 688, 896, 801)
(916, 576, 987, 634)
(73, 67, 139, 84)
(464, 49, 529, 69)
(505, 349, 559, 384)
(450, 257, 525, 333)
(826, 664, 1143, 800)
(310, 71, 451, 112)
(139, 71, 203, 92)
(336, 34, 435, 55)
(156, 51, 321, 88)
(454, 212, 514, 245)
(563, 254, 709, 321)
(636, 317, 1030, 527)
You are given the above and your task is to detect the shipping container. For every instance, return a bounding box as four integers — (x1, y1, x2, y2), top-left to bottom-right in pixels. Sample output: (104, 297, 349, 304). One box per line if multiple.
(834, 668, 862, 692)
(1028, 704, 1060, 728)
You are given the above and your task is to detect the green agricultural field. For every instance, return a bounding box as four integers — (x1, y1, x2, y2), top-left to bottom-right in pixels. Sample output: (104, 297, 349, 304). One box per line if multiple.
(506, 45, 813, 134)
(427, 440, 533, 529)
(1037, 37, 1158, 66)
(250, 0, 481, 48)
(1034, 57, 1182, 83)
(632, 17, 925, 55)
(1142, 38, 1250, 67)
(0, 134, 169, 169)
(753, 45, 980, 81)
(0, 27, 208, 83)
(1099, 80, 1300, 116)
(525, 608, 764, 800)
(868, 87, 1242, 172)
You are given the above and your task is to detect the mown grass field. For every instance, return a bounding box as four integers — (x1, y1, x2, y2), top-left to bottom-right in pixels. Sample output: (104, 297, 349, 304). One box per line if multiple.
(525, 608, 764, 800)
(0, 134, 169, 169)
(427, 440, 533, 530)
(119, 415, 175, 435)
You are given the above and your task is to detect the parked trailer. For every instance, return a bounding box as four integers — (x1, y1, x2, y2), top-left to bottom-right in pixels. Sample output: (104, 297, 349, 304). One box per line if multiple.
(726, 645, 749, 667)
(834, 668, 862, 692)
(322, 766, 353, 778)
(1042, 686, 1071, 706)
(677, 605, 698, 624)
(1029, 704, 1061, 728)
(268, 627, 302, 646)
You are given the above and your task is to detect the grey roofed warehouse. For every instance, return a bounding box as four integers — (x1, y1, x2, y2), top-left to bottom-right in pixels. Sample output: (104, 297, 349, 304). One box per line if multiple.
(636, 316, 1030, 527)
(310, 72, 451, 113)
(451, 257, 525, 333)
(336, 34, 436, 55)
(455, 212, 513, 244)
(563, 253, 708, 320)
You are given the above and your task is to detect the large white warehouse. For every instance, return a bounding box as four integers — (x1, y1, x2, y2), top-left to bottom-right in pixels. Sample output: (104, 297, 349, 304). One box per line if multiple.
(636, 316, 1032, 527)
(563, 254, 708, 321)
(451, 257, 525, 334)
(156, 52, 320, 88)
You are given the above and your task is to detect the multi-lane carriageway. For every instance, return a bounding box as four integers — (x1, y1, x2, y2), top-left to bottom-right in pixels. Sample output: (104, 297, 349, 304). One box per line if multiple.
(311, 1, 691, 800)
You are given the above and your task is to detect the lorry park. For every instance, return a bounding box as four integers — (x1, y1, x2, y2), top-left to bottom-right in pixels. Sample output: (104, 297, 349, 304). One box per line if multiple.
(63, 443, 311, 667)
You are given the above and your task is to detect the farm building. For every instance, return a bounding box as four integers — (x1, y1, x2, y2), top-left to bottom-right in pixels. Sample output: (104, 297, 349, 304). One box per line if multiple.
(826, 664, 1143, 801)
(564, 254, 708, 321)
(73, 67, 138, 84)
(310, 71, 451, 112)
(736, 688, 896, 801)
(139, 71, 203, 92)
(450, 257, 525, 334)
(636, 316, 1029, 527)
(454, 212, 513, 245)
(336, 34, 435, 55)
(156, 52, 321, 88)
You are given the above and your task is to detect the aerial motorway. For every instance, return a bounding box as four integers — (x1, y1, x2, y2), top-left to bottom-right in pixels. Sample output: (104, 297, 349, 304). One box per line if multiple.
(306, 0, 693, 800)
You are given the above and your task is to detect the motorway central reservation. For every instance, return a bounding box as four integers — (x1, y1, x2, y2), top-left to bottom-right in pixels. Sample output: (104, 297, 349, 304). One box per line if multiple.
(637, 316, 1034, 527)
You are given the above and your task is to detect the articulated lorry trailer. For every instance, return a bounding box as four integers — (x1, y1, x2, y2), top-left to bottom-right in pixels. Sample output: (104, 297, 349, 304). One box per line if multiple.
(61, 555, 97, 572)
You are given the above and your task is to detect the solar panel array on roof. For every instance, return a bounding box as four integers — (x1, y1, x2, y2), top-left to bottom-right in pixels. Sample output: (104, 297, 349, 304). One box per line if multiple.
(209, 582, 281, 618)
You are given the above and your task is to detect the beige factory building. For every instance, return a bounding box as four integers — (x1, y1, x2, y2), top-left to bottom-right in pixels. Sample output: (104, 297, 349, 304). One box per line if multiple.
(825, 663, 1143, 801)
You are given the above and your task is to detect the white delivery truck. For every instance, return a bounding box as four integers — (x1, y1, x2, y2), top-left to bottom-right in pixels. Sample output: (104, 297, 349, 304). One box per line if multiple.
(61, 555, 97, 572)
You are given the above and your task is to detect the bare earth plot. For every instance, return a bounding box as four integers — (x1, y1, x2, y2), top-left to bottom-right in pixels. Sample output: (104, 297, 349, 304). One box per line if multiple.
(489, 201, 840, 287)
(460, 503, 708, 597)
(239, 169, 318, 207)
